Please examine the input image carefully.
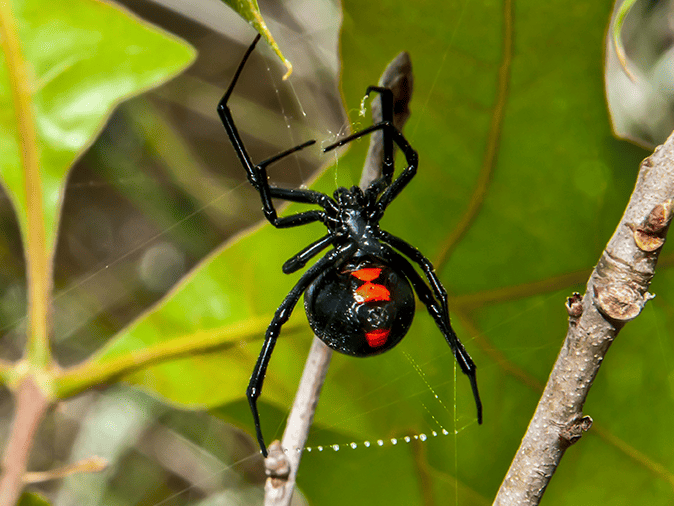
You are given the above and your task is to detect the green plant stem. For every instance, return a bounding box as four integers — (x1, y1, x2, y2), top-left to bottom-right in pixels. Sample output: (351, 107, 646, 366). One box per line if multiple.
(54, 315, 303, 399)
(0, 0, 52, 370)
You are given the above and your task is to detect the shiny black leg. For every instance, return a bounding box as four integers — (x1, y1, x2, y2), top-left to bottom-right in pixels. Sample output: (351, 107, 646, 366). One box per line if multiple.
(322, 120, 418, 220)
(282, 235, 333, 274)
(217, 35, 324, 227)
(247, 243, 356, 456)
(380, 244, 482, 425)
(379, 230, 450, 324)
(365, 86, 395, 184)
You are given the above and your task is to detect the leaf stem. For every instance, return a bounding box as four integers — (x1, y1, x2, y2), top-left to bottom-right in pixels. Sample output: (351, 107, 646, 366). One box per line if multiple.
(0, 0, 52, 369)
(54, 315, 298, 399)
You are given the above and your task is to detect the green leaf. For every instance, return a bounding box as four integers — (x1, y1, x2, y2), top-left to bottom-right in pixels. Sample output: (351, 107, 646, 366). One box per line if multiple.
(0, 0, 195, 258)
(18, 491, 50, 506)
(58, 0, 674, 504)
(56, 222, 310, 407)
(220, 0, 292, 77)
(0, 0, 194, 369)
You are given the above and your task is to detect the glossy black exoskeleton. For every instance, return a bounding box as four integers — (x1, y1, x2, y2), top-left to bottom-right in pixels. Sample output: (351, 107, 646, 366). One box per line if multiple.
(305, 256, 415, 357)
(218, 35, 482, 457)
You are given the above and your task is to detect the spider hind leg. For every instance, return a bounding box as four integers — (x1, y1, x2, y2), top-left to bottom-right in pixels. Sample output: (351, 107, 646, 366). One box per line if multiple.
(381, 244, 483, 424)
(247, 244, 356, 456)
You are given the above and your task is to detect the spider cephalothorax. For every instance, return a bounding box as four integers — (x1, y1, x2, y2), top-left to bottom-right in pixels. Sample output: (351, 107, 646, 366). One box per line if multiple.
(218, 35, 482, 457)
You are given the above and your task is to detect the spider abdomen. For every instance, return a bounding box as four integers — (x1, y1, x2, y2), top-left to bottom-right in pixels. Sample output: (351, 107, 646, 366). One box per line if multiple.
(304, 257, 415, 357)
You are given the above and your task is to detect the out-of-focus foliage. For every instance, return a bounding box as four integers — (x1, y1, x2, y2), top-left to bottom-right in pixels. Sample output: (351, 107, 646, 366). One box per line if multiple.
(72, 0, 672, 504)
(0, 0, 194, 254)
(607, 0, 674, 146)
(3, 0, 672, 504)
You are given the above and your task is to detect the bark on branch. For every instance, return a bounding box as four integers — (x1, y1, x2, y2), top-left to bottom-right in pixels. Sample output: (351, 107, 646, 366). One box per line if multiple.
(494, 131, 674, 505)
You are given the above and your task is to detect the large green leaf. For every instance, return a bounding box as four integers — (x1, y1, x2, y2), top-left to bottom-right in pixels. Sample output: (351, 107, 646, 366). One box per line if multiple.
(58, 0, 674, 504)
(0, 0, 194, 257)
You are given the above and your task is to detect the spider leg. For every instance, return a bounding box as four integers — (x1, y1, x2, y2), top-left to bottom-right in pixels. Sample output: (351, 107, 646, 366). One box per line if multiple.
(271, 210, 326, 229)
(323, 121, 418, 220)
(257, 139, 316, 171)
(373, 133, 417, 218)
(379, 230, 450, 324)
(380, 244, 483, 425)
(247, 242, 356, 456)
(282, 234, 333, 274)
(269, 187, 337, 212)
(218, 35, 324, 226)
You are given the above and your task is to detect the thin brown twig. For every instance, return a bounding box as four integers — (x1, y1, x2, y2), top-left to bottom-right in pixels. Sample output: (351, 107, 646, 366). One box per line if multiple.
(23, 456, 108, 485)
(494, 131, 674, 505)
(0, 378, 50, 506)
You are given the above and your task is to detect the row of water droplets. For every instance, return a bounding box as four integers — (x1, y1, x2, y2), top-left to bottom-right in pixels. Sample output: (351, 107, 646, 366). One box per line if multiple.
(302, 351, 458, 454)
(303, 427, 452, 454)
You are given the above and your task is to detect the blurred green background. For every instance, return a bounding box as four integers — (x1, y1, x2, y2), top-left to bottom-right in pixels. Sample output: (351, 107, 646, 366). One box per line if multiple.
(2, 0, 674, 505)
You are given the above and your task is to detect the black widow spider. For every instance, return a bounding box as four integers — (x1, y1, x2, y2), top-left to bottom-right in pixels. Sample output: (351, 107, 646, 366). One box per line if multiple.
(218, 35, 482, 457)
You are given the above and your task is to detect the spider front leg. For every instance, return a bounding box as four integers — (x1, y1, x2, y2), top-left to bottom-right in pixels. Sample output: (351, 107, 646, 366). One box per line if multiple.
(381, 245, 483, 424)
(323, 117, 418, 220)
(218, 35, 328, 227)
(247, 243, 356, 457)
(364, 86, 395, 184)
(282, 234, 333, 274)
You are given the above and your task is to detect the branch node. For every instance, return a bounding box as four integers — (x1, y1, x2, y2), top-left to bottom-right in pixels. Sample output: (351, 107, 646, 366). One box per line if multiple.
(633, 199, 674, 252)
(565, 292, 583, 322)
(559, 415, 593, 449)
(264, 441, 290, 484)
(593, 282, 646, 322)
(592, 249, 654, 322)
(264, 440, 293, 502)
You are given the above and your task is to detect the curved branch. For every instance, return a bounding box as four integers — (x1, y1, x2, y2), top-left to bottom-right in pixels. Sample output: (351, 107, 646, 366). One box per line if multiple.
(494, 132, 674, 505)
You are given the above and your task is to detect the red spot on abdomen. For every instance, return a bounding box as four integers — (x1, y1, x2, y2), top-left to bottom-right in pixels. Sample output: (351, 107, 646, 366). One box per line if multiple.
(365, 328, 390, 348)
(351, 267, 382, 281)
(356, 283, 391, 302)
(351, 267, 390, 303)
(351, 266, 392, 347)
